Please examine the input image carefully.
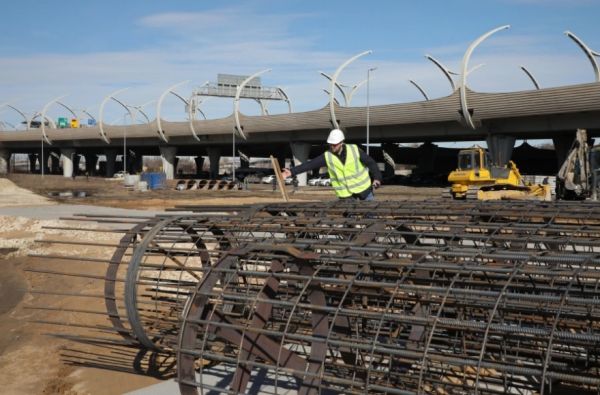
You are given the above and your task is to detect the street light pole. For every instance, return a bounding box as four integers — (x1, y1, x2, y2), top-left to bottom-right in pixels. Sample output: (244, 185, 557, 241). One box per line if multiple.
(41, 133, 44, 178)
(123, 113, 127, 175)
(366, 67, 377, 155)
(232, 128, 236, 182)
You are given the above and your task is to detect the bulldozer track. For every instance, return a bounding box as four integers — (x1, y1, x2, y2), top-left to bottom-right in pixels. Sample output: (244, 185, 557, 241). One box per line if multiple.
(466, 185, 481, 200)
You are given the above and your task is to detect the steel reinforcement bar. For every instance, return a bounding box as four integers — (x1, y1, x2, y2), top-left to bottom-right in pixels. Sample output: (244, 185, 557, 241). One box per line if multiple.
(171, 199, 600, 225)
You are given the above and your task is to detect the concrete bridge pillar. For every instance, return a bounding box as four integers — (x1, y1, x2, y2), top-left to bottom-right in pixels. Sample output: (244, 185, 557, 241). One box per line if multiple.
(84, 153, 97, 175)
(381, 144, 396, 179)
(73, 154, 81, 177)
(290, 142, 311, 186)
(553, 133, 576, 169)
(131, 152, 144, 174)
(160, 146, 177, 180)
(0, 149, 10, 175)
(124, 153, 133, 175)
(277, 155, 286, 169)
(61, 148, 76, 178)
(486, 134, 516, 166)
(105, 149, 117, 177)
(50, 151, 60, 174)
(194, 156, 205, 176)
(28, 154, 37, 173)
(174, 157, 180, 177)
(416, 142, 437, 174)
(207, 148, 221, 179)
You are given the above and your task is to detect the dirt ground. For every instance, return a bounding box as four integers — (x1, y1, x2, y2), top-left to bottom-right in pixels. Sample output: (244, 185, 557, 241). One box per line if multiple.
(0, 174, 441, 395)
(6, 173, 442, 209)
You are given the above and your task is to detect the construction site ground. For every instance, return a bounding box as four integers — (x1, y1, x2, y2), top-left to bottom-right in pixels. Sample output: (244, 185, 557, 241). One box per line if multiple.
(0, 174, 442, 395)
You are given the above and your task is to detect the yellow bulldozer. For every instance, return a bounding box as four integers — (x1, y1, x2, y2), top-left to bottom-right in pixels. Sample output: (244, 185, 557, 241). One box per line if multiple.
(446, 146, 551, 201)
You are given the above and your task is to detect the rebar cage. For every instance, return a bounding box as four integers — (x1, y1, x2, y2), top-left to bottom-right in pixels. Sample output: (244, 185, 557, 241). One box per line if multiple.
(28, 200, 600, 394)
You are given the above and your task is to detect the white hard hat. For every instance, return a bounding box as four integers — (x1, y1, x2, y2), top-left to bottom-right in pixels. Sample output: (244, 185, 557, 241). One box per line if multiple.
(327, 129, 345, 144)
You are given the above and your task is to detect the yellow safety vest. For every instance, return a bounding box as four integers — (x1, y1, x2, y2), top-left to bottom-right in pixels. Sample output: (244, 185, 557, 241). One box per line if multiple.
(325, 144, 371, 198)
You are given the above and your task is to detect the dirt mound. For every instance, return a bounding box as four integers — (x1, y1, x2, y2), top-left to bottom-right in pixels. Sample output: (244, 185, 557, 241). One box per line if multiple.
(0, 178, 55, 207)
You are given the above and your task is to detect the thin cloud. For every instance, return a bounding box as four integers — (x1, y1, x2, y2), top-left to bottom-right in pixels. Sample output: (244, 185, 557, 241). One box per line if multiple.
(137, 7, 315, 44)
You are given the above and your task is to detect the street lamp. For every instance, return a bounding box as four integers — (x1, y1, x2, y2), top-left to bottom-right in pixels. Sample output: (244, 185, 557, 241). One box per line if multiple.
(366, 67, 377, 155)
(122, 113, 127, 175)
(41, 133, 44, 177)
(108, 97, 133, 175)
(232, 126, 236, 182)
(232, 69, 271, 182)
(40, 95, 69, 177)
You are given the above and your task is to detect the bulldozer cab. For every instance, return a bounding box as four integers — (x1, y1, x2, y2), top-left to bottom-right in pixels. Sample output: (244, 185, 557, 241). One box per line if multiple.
(457, 148, 490, 171)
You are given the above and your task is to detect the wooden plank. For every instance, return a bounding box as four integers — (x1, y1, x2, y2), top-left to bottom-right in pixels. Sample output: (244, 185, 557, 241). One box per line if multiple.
(270, 155, 290, 202)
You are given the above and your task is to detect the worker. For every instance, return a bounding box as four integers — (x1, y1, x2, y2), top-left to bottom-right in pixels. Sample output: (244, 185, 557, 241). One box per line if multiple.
(281, 129, 382, 200)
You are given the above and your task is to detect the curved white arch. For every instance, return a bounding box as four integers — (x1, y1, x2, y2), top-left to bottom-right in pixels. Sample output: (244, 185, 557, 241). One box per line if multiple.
(186, 95, 208, 142)
(323, 89, 340, 106)
(127, 101, 154, 124)
(409, 80, 430, 101)
(460, 25, 510, 129)
(254, 99, 268, 115)
(99, 88, 129, 144)
(156, 80, 190, 143)
(55, 101, 78, 120)
(110, 96, 133, 120)
(565, 31, 600, 82)
(426, 58, 485, 91)
(168, 91, 188, 106)
(520, 66, 540, 90)
(425, 54, 458, 91)
(128, 106, 147, 124)
(169, 89, 204, 141)
(188, 96, 207, 120)
(277, 86, 293, 113)
(466, 63, 486, 78)
(39, 99, 82, 130)
(320, 71, 348, 105)
(0, 121, 15, 130)
(41, 94, 68, 145)
(30, 112, 57, 129)
(346, 79, 368, 106)
(251, 88, 291, 116)
(329, 50, 372, 129)
(234, 69, 271, 140)
(80, 109, 97, 125)
(0, 103, 30, 129)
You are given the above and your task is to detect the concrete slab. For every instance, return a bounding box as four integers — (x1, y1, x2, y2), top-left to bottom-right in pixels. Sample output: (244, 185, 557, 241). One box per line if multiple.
(0, 204, 171, 220)
(125, 365, 299, 395)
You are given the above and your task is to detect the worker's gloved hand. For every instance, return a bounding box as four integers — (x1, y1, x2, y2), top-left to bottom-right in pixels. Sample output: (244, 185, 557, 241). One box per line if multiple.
(372, 179, 381, 189)
(281, 168, 291, 179)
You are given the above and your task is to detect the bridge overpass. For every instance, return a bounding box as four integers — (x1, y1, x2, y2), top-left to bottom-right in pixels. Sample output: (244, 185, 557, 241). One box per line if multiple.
(0, 82, 599, 184)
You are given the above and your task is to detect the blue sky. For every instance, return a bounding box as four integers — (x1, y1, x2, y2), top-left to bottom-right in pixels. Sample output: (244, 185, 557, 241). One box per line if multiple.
(0, 0, 598, 136)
